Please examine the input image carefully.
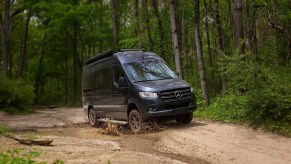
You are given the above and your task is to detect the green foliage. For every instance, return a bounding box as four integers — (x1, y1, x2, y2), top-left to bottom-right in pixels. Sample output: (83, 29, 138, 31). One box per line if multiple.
(195, 54, 291, 135)
(0, 125, 12, 136)
(194, 93, 248, 123)
(53, 159, 64, 164)
(0, 148, 46, 164)
(0, 75, 35, 113)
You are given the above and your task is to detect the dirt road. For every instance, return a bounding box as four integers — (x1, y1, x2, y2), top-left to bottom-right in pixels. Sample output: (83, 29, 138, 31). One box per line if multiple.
(0, 108, 290, 164)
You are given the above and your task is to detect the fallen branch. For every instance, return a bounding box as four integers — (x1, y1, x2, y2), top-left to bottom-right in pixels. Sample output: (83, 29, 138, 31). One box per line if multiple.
(2, 134, 53, 146)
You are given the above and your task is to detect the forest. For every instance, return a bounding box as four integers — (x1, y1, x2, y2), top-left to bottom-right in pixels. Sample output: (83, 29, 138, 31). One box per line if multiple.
(0, 0, 290, 134)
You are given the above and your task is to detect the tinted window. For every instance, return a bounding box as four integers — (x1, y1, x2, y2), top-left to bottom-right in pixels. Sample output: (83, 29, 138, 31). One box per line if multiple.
(113, 65, 125, 84)
(95, 67, 111, 90)
(83, 67, 95, 89)
(124, 61, 177, 82)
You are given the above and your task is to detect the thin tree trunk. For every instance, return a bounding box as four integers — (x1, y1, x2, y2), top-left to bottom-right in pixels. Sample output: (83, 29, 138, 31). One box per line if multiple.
(110, 0, 119, 49)
(215, 0, 227, 92)
(18, 14, 31, 77)
(0, 0, 11, 77)
(151, 0, 166, 59)
(204, 0, 215, 97)
(65, 32, 68, 105)
(73, 25, 78, 103)
(169, 0, 182, 78)
(134, 0, 140, 36)
(246, 0, 258, 59)
(267, 8, 291, 63)
(194, 0, 210, 106)
(233, 0, 244, 54)
(99, 0, 104, 52)
(142, 0, 154, 51)
(34, 35, 46, 103)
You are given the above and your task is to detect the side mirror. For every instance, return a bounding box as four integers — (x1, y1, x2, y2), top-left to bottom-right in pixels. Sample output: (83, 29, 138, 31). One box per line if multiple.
(118, 77, 127, 88)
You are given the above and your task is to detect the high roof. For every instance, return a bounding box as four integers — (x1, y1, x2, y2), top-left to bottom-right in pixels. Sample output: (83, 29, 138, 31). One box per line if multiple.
(83, 49, 163, 65)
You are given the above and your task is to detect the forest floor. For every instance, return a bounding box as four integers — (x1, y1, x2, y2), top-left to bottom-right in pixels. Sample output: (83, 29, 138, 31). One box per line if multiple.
(0, 108, 291, 164)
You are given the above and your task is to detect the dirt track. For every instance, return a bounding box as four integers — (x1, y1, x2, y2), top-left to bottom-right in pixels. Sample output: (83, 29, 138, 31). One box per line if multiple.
(0, 108, 291, 164)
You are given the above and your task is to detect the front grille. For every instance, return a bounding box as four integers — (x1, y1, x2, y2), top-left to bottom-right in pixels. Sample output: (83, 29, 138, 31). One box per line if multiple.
(159, 88, 191, 108)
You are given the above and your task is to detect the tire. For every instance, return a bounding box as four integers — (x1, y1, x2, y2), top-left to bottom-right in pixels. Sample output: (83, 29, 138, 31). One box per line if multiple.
(88, 109, 100, 127)
(176, 112, 193, 124)
(128, 110, 144, 134)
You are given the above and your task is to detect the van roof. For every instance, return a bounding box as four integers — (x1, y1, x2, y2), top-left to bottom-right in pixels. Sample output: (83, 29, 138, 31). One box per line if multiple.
(114, 51, 163, 64)
(83, 49, 163, 65)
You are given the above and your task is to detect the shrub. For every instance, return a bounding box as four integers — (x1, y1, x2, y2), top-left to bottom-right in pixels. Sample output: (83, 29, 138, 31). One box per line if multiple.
(0, 148, 46, 164)
(0, 75, 35, 113)
(195, 57, 291, 135)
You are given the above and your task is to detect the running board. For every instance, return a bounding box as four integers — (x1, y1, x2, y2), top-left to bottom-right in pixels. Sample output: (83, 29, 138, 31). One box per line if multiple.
(97, 118, 128, 125)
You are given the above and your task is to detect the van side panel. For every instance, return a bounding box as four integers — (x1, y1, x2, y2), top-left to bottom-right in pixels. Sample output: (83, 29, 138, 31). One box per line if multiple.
(82, 64, 96, 116)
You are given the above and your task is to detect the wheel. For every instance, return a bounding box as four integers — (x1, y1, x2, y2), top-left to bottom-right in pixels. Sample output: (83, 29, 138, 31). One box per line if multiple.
(88, 109, 100, 127)
(176, 112, 193, 124)
(128, 110, 144, 134)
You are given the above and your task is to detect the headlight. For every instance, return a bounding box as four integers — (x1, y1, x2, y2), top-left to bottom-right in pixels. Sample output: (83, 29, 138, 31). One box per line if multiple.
(139, 92, 158, 99)
(190, 87, 194, 93)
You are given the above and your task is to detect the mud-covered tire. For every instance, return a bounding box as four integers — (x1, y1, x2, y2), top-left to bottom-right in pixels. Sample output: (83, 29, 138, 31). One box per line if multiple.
(176, 112, 193, 124)
(88, 109, 100, 127)
(128, 110, 144, 134)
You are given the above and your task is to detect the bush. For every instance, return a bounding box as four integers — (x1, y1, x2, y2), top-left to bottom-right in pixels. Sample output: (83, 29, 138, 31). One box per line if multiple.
(194, 93, 249, 123)
(0, 148, 46, 164)
(195, 56, 291, 136)
(0, 75, 35, 113)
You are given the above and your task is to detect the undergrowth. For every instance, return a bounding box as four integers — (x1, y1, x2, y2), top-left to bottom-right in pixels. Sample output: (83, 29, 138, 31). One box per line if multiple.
(194, 62, 291, 136)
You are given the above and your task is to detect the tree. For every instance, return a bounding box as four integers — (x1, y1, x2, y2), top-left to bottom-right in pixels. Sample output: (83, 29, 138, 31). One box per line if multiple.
(18, 12, 31, 77)
(203, 0, 216, 96)
(142, 0, 154, 51)
(111, 0, 120, 49)
(194, 0, 210, 105)
(233, 0, 244, 54)
(169, 0, 182, 78)
(246, 0, 258, 58)
(151, 0, 166, 59)
(215, 0, 227, 92)
(0, 0, 11, 77)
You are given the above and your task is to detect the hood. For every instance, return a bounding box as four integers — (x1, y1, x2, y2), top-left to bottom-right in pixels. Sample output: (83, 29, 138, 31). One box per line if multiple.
(134, 78, 190, 92)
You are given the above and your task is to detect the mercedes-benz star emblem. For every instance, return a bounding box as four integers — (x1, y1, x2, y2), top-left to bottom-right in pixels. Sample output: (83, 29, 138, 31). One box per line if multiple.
(175, 91, 182, 99)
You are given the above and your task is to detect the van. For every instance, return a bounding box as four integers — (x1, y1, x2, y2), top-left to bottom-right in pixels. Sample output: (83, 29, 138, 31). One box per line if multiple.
(82, 49, 197, 133)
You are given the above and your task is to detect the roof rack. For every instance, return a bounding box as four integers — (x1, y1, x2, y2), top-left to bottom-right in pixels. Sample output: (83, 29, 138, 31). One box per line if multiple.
(119, 48, 145, 52)
(83, 49, 113, 65)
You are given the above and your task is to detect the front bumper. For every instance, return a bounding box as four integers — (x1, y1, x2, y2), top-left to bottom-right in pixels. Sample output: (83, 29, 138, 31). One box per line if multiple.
(141, 104, 196, 119)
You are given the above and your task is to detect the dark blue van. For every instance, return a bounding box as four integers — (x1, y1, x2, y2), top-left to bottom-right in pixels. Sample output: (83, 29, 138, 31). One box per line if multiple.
(82, 49, 196, 133)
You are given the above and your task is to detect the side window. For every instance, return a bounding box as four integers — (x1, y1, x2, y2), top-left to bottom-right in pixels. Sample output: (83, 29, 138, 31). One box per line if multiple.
(95, 67, 111, 90)
(113, 65, 125, 85)
(83, 67, 95, 90)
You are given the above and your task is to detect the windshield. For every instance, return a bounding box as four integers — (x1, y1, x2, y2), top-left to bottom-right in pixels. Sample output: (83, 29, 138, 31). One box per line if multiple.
(124, 61, 177, 82)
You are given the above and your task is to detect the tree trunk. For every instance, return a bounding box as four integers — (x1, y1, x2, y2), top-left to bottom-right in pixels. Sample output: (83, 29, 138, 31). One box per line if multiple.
(110, 0, 119, 49)
(215, 0, 227, 92)
(73, 25, 78, 103)
(142, 0, 154, 51)
(267, 13, 291, 63)
(99, 0, 104, 53)
(0, 0, 11, 77)
(18, 14, 31, 77)
(169, 0, 182, 78)
(233, 0, 244, 54)
(194, 0, 210, 106)
(246, 0, 258, 59)
(151, 0, 166, 59)
(204, 0, 216, 97)
(134, 0, 140, 36)
(34, 35, 46, 104)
